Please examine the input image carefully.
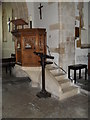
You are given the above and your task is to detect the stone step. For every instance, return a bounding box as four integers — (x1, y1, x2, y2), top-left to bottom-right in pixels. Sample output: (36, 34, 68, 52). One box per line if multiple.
(58, 79, 70, 84)
(52, 72, 65, 77)
(47, 65, 79, 100)
(47, 66, 58, 70)
(60, 86, 79, 100)
(50, 68, 65, 74)
(21, 65, 79, 100)
(58, 79, 71, 89)
(62, 86, 78, 93)
(57, 78, 69, 82)
(46, 64, 66, 74)
(55, 74, 67, 80)
(46, 64, 56, 69)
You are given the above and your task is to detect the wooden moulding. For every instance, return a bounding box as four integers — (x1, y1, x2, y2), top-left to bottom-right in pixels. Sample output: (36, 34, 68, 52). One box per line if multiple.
(11, 19, 28, 26)
(77, 39, 81, 48)
(75, 27, 79, 38)
(81, 44, 90, 49)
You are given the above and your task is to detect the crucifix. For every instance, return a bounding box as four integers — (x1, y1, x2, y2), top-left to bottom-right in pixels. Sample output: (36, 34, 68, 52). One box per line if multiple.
(38, 3, 43, 19)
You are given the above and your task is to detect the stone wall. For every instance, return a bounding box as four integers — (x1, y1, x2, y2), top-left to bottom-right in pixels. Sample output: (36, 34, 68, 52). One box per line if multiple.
(58, 2, 75, 71)
(75, 2, 88, 66)
(2, 2, 14, 58)
(0, 2, 2, 60)
(2, 2, 28, 58)
(34, 2, 59, 64)
(88, 3, 90, 41)
(26, 2, 35, 28)
(11, 2, 28, 25)
(33, 2, 75, 72)
(0, 2, 2, 119)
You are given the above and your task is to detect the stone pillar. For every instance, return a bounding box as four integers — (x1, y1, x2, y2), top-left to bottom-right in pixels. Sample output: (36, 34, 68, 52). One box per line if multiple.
(58, 2, 75, 72)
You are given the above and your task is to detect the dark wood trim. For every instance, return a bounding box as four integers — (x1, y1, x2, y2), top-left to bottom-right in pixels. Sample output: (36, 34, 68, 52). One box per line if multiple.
(81, 44, 90, 49)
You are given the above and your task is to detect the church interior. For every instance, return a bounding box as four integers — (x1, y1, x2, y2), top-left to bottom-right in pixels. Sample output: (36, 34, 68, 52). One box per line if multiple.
(0, 1, 90, 118)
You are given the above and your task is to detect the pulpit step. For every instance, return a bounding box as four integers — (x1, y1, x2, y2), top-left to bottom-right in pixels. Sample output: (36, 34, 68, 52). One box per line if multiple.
(57, 78, 69, 83)
(49, 67, 65, 74)
(55, 74, 67, 80)
(46, 64, 56, 68)
(58, 79, 71, 89)
(52, 72, 65, 76)
(47, 66, 58, 70)
(60, 86, 79, 100)
(62, 86, 78, 94)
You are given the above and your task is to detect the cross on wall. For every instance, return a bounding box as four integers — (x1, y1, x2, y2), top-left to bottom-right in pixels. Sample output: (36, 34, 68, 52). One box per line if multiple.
(38, 3, 43, 19)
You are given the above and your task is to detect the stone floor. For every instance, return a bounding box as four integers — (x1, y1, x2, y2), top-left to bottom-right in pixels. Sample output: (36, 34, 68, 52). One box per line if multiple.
(2, 69, 89, 118)
(76, 76, 90, 92)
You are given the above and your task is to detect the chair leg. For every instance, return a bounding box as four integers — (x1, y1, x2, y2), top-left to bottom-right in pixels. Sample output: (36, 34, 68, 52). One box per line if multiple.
(85, 67, 87, 80)
(74, 70, 76, 83)
(68, 67, 70, 79)
(79, 69, 81, 79)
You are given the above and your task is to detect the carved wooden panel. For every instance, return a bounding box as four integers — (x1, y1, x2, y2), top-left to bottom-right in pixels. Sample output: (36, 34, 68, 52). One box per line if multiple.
(23, 36, 36, 50)
(12, 28, 46, 66)
(75, 27, 79, 38)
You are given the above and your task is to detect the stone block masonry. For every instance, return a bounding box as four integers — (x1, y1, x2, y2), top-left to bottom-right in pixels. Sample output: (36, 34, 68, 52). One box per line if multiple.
(58, 2, 75, 72)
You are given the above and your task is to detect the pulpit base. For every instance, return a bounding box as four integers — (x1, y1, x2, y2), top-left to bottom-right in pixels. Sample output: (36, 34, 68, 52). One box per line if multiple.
(36, 90, 51, 98)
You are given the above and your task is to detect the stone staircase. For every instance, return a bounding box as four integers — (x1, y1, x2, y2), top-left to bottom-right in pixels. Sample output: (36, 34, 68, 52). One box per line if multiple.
(20, 62, 80, 100)
(45, 64, 79, 100)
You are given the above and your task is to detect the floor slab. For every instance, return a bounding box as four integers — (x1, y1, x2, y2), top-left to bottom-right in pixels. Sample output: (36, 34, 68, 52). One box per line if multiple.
(2, 70, 89, 118)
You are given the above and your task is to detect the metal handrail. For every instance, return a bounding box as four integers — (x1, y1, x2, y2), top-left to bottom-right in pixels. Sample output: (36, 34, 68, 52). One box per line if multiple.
(46, 45, 67, 74)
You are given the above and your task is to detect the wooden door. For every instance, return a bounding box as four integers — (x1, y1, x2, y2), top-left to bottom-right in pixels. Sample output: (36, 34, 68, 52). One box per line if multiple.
(22, 35, 40, 66)
(15, 37, 22, 64)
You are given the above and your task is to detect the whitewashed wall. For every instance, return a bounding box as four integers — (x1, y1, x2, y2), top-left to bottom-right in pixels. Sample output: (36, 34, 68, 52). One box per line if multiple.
(75, 2, 88, 66)
(2, 2, 59, 62)
(88, 2, 90, 53)
(33, 2, 59, 64)
(0, 3, 2, 59)
(0, 2, 2, 119)
(2, 3, 15, 58)
(26, 2, 35, 27)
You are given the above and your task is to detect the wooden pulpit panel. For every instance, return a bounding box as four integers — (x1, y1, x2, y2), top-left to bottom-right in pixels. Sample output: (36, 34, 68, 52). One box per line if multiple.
(12, 28, 46, 67)
(22, 35, 40, 66)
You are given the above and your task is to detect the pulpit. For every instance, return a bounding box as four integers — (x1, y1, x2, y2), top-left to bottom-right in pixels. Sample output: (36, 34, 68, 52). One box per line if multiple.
(11, 19, 46, 67)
